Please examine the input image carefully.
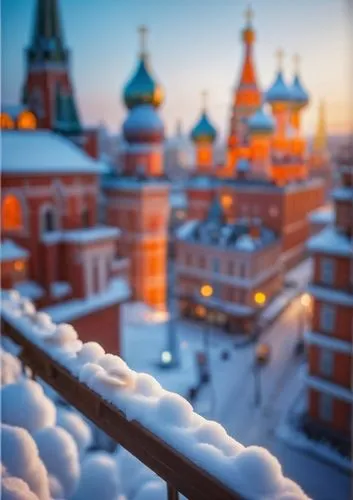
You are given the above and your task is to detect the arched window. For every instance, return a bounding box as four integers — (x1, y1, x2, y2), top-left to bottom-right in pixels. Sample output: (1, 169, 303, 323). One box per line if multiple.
(0, 113, 14, 129)
(41, 206, 56, 233)
(2, 195, 23, 230)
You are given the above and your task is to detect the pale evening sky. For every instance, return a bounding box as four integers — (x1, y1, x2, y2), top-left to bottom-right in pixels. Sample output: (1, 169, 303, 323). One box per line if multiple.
(1, 0, 352, 138)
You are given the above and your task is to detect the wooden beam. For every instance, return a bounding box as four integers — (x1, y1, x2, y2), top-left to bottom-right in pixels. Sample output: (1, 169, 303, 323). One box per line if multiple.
(2, 316, 242, 500)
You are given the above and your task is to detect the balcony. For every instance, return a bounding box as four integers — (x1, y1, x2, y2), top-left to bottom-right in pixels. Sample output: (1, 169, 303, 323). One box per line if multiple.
(1, 291, 307, 500)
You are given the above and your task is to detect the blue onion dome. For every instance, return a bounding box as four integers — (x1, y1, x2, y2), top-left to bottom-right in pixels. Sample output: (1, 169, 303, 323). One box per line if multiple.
(191, 111, 217, 143)
(248, 106, 274, 135)
(123, 104, 164, 143)
(123, 27, 163, 110)
(290, 75, 309, 109)
(266, 71, 291, 104)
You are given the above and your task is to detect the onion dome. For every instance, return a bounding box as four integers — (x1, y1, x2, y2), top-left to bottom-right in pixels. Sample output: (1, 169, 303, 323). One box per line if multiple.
(248, 106, 274, 135)
(123, 26, 163, 110)
(191, 91, 217, 144)
(290, 55, 309, 109)
(266, 50, 291, 104)
(123, 104, 164, 143)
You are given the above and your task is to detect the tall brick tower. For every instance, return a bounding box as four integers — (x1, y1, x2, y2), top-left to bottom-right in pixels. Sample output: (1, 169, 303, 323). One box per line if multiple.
(22, 0, 98, 157)
(226, 6, 262, 176)
(104, 26, 169, 311)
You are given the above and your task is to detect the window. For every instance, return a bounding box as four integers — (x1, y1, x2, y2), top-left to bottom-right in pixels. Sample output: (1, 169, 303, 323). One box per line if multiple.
(228, 261, 234, 275)
(186, 253, 192, 266)
(199, 256, 206, 269)
(0, 113, 14, 129)
(17, 111, 37, 130)
(239, 263, 246, 277)
(82, 208, 90, 227)
(319, 349, 334, 377)
(319, 393, 333, 422)
(320, 258, 335, 285)
(43, 208, 55, 233)
(2, 195, 23, 230)
(319, 304, 336, 333)
(212, 258, 220, 274)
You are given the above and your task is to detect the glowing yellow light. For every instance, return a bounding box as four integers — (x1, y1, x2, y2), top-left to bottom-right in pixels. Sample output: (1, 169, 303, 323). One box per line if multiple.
(17, 111, 37, 130)
(0, 113, 14, 129)
(200, 284, 213, 298)
(254, 291, 266, 306)
(14, 260, 25, 272)
(300, 293, 311, 308)
(221, 194, 233, 209)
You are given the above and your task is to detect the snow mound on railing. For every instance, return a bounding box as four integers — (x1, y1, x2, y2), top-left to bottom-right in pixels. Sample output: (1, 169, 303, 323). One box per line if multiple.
(1, 291, 309, 500)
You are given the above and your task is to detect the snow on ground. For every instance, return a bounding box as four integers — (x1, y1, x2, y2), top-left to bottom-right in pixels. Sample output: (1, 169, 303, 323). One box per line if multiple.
(122, 302, 198, 397)
(1, 290, 309, 500)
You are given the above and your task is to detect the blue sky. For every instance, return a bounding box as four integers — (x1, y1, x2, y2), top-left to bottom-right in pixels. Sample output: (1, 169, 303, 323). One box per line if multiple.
(1, 0, 352, 138)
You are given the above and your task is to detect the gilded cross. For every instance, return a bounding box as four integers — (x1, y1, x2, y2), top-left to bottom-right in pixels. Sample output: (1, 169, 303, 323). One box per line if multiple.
(276, 48, 284, 70)
(201, 90, 208, 110)
(138, 25, 148, 55)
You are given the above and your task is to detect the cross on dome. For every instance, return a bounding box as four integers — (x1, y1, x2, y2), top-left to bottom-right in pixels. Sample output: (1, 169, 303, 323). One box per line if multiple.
(245, 5, 254, 25)
(201, 90, 208, 111)
(138, 25, 148, 56)
(276, 48, 284, 71)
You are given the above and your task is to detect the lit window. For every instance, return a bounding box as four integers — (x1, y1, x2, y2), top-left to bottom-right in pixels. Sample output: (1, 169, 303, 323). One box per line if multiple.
(319, 393, 333, 422)
(0, 113, 14, 129)
(17, 111, 37, 130)
(319, 349, 334, 377)
(221, 195, 232, 210)
(2, 195, 23, 230)
(319, 304, 336, 333)
(320, 258, 335, 285)
(14, 260, 25, 272)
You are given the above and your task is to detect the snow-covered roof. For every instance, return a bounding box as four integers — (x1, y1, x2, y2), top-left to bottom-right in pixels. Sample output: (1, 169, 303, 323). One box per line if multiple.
(331, 187, 353, 202)
(170, 190, 187, 209)
(235, 234, 256, 252)
(305, 375, 353, 403)
(307, 226, 353, 257)
(187, 176, 217, 189)
(123, 104, 164, 138)
(103, 177, 169, 192)
(42, 226, 120, 245)
(43, 278, 130, 322)
(50, 282, 72, 299)
(308, 206, 334, 225)
(305, 331, 351, 354)
(0, 290, 308, 499)
(0, 240, 29, 262)
(2, 131, 106, 175)
(308, 284, 353, 307)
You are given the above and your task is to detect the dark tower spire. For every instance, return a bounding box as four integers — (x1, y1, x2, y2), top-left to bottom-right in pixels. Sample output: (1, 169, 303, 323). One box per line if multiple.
(27, 0, 67, 64)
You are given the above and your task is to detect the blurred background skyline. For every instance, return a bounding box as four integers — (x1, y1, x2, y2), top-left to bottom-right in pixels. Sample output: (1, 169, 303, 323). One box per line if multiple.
(1, 0, 352, 138)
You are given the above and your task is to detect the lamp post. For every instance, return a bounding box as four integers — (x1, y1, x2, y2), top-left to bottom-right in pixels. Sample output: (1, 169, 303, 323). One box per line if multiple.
(253, 342, 271, 407)
(296, 293, 312, 355)
(199, 284, 213, 382)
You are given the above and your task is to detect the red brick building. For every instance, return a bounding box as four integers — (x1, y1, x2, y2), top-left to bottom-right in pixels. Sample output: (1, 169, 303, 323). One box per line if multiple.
(305, 150, 352, 449)
(175, 198, 283, 334)
(0, 0, 99, 158)
(1, 129, 130, 354)
(103, 27, 170, 311)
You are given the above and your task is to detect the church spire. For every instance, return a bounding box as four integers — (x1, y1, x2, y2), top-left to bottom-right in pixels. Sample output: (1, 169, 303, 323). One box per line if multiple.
(27, 0, 67, 64)
(313, 100, 328, 153)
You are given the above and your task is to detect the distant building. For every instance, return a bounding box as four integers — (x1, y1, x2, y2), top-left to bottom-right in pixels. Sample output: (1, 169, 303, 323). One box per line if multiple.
(308, 204, 334, 237)
(184, 8, 324, 270)
(103, 27, 170, 311)
(164, 120, 193, 181)
(1, 0, 100, 158)
(1, 130, 130, 354)
(174, 198, 283, 334)
(305, 146, 352, 452)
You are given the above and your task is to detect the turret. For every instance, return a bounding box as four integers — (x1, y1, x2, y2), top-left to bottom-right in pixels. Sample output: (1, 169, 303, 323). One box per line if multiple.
(227, 6, 262, 169)
(289, 54, 309, 136)
(248, 104, 274, 179)
(266, 50, 292, 139)
(190, 91, 217, 175)
(123, 26, 163, 110)
(121, 27, 165, 177)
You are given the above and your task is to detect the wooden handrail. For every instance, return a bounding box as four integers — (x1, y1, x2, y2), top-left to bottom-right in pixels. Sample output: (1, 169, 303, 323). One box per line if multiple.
(1, 314, 242, 500)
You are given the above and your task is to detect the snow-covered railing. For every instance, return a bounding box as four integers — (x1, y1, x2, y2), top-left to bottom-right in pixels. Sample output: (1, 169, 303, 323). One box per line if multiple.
(1, 290, 308, 500)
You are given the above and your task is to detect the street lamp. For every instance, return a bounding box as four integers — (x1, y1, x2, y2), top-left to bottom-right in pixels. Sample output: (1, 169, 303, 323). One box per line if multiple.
(253, 342, 271, 407)
(296, 293, 312, 355)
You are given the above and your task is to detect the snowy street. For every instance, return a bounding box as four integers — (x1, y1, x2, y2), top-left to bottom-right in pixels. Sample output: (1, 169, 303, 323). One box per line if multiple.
(176, 299, 351, 500)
